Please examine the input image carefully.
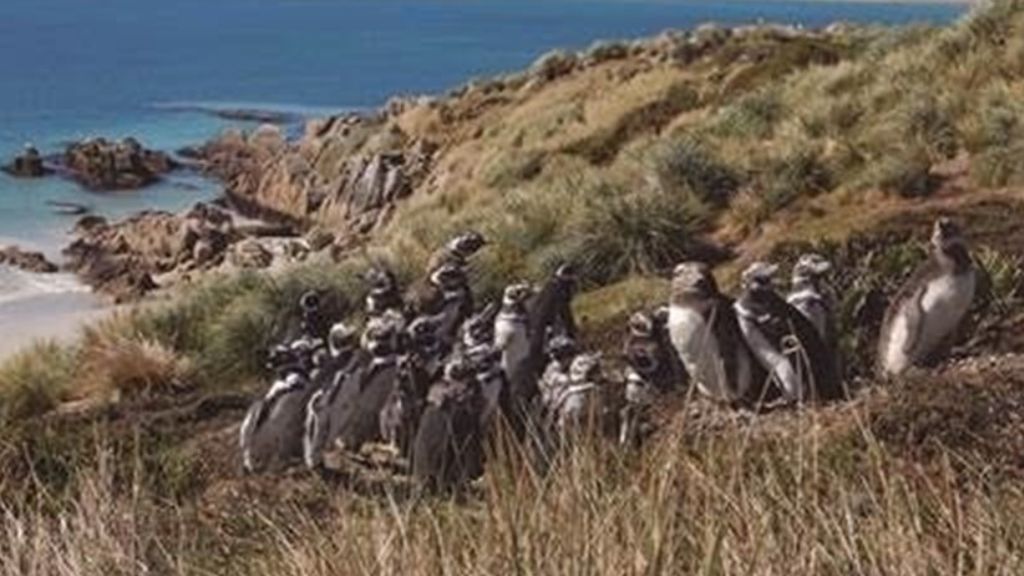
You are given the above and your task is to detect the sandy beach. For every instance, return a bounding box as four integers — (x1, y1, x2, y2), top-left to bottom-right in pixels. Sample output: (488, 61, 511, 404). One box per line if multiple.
(0, 289, 110, 360)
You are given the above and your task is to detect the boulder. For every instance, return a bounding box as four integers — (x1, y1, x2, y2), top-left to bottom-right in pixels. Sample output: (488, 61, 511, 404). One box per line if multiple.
(2, 146, 48, 178)
(0, 246, 58, 274)
(230, 238, 273, 269)
(63, 137, 177, 190)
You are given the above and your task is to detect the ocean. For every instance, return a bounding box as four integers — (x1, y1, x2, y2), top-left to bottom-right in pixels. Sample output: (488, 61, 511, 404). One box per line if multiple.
(0, 0, 966, 311)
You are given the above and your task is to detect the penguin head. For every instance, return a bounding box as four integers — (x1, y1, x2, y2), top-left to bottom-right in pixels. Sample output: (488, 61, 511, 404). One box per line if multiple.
(447, 231, 487, 260)
(741, 261, 779, 293)
(407, 315, 440, 350)
(672, 262, 718, 298)
(652, 306, 670, 328)
(328, 322, 357, 357)
(932, 217, 966, 253)
(299, 290, 321, 314)
(462, 307, 495, 347)
(628, 310, 656, 338)
(429, 262, 467, 290)
(547, 334, 579, 363)
(363, 316, 401, 357)
(365, 267, 398, 294)
(502, 282, 533, 309)
(792, 253, 832, 283)
(569, 353, 602, 384)
(554, 263, 578, 288)
(443, 355, 476, 383)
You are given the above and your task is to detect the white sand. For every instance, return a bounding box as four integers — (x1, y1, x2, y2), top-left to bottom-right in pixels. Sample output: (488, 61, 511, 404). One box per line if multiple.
(0, 291, 111, 361)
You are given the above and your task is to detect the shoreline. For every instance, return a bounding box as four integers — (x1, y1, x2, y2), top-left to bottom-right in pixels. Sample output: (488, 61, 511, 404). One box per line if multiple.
(0, 289, 110, 361)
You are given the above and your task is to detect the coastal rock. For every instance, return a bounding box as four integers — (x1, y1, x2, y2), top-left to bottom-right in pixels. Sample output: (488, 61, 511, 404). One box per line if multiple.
(0, 246, 59, 274)
(229, 238, 273, 269)
(63, 203, 238, 301)
(63, 137, 177, 190)
(2, 146, 49, 178)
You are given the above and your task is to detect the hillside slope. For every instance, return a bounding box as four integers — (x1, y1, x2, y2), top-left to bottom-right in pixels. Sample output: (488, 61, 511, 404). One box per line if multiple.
(2, 2, 1024, 574)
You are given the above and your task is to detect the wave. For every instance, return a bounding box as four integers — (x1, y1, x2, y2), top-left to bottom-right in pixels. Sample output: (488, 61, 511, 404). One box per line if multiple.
(0, 266, 90, 307)
(151, 101, 368, 125)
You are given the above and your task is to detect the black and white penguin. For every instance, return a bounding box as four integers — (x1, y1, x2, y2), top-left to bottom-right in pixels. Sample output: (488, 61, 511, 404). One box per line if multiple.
(303, 316, 401, 467)
(494, 283, 533, 377)
(379, 353, 430, 459)
(365, 267, 404, 318)
(735, 262, 842, 404)
(538, 334, 579, 417)
(878, 217, 977, 377)
(303, 324, 366, 469)
(666, 262, 769, 407)
(550, 353, 604, 436)
(427, 230, 488, 271)
(623, 309, 687, 394)
(335, 317, 404, 452)
(787, 254, 838, 348)
(412, 356, 486, 492)
(528, 263, 579, 342)
(460, 301, 499, 353)
(240, 366, 318, 474)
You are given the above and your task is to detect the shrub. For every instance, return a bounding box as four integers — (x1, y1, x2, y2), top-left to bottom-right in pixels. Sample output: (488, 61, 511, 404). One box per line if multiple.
(0, 342, 75, 423)
(653, 138, 740, 207)
(79, 316, 192, 400)
(562, 182, 713, 286)
(862, 145, 934, 198)
(712, 89, 784, 139)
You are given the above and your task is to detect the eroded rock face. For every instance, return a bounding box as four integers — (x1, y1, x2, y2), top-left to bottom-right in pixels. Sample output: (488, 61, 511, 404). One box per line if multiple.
(2, 146, 48, 178)
(63, 203, 236, 302)
(63, 137, 178, 190)
(0, 246, 59, 274)
(194, 116, 433, 241)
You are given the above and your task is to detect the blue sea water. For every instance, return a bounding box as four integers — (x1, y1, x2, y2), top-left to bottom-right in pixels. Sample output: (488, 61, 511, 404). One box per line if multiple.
(0, 0, 966, 302)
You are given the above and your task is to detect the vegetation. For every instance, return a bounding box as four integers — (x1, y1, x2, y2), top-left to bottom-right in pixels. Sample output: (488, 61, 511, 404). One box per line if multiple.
(3, 1, 1024, 573)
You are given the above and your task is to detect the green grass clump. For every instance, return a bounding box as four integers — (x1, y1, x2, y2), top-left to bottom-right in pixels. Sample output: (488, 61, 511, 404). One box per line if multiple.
(712, 89, 785, 139)
(652, 137, 739, 207)
(0, 342, 75, 424)
(562, 181, 711, 286)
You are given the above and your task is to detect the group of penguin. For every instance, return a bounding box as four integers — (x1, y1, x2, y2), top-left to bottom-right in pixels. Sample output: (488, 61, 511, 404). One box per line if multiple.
(240, 217, 979, 490)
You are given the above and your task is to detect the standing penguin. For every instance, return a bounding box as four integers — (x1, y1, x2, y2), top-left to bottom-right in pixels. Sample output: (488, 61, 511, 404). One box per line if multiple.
(667, 262, 769, 407)
(735, 262, 842, 404)
(427, 231, 488, 271)
(787, 253, 841, 378)
(494, 283, 533, 377)
(336, 318, 404, 452)
(365, 267, 404, 318)
(240, 369, 317, 474)
(412, 356, 486, 493)
(878, 218, 976, 377)
(379, 353, 430, 459)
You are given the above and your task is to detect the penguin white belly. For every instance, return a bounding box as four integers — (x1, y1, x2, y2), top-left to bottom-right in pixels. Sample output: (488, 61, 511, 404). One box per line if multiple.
(737, 318, 802, 401)
(494, 318, 530, 373)
(917, 272, 975, 356)
(882, 312, 913, 375)
(479, 376, 503, 423)
(668, 306, 728, 400)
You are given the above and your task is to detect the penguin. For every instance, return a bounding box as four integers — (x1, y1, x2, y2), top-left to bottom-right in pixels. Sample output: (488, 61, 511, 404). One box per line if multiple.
(303, 327, 366, 470)
(551, 353, 604, 437)
(878, 217, 977, 377)
(503, 264, 580, 430)
(303, 317, 399, 467)
(427, 230, 488, 271)
(335, 318, 404, 452)
(240, 368, 317, 474)
(472, 344, 507, 428)
(494, 283, 533, 378)
(734, 262, 842, 404)
(406, 263, 474, 341)
(667, 262, 769, 407)
(412, 356, 486, 492)
(787, 254, 838, 347)
(365, 267, 404, 318)
(619, 365, 656, 448)
(460, 301, 500, 353)
(538, 334, 579, 417)
(379, 353, 430, 459)
(623, 310, 687, 394)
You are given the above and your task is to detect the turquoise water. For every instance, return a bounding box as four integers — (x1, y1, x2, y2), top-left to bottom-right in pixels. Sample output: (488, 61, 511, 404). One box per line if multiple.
(0, 0, 966, 300)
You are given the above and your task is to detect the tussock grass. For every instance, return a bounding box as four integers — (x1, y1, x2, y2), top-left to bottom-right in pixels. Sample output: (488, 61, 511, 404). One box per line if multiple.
(0, 342, 74, 424)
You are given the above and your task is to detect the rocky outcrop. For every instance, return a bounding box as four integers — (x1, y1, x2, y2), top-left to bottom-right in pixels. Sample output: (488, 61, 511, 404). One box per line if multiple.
(63, 203, 235, 302)
(63, 137, 178, 190)
(0, 246, 59, 274)
(2, 146, 49, 178)
(194, 116, 434, 239)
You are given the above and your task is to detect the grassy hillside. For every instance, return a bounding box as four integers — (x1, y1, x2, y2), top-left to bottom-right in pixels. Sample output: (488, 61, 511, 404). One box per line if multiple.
(2, 1, 1024, 574)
